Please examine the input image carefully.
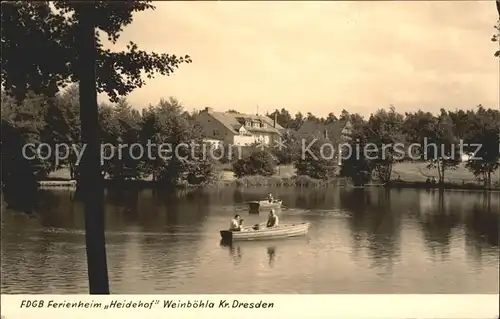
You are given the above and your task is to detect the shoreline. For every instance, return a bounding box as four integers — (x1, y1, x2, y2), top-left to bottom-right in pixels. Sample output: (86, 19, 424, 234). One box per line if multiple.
(32, 177, 500, 192)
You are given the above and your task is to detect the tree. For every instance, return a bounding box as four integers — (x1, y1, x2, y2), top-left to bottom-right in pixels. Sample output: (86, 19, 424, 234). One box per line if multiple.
(403, 110, 461, 184)
(139, 97, 217, 187)
(339, 109, 350, 122)
(464, 107, 500, 188)
(1, 91, 51, 178)
(493, 1, 500, 57)
(294, 136, 338, 180)
(271, 130, 298, 165)
(233, 148, 277, 178)
(325, 112, 338, 124)
(290, 112, 305, 130)
(1, 92, 48, 212)
(1, 1, 191, 294)
(337, 116, 374, 186)
(364, 107, 405, 184)
(104, 98, 145, 180)
(339, 149, 374, 186)
(268, 109, 294, 128)
(42, 84, 82, 178)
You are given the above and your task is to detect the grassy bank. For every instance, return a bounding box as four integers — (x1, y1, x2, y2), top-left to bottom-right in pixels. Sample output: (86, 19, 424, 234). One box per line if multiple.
(391, 162, 500, 184)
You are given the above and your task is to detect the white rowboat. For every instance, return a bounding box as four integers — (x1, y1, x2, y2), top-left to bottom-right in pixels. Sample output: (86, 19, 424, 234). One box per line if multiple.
(220, 222, 309, 242)
(248, 199, 282, 211)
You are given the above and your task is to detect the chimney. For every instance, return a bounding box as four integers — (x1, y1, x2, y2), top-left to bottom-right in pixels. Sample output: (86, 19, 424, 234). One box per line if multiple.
(273, 112, 277, 128)
(324, 129, 328, 139)
(205, 107, 213, 113)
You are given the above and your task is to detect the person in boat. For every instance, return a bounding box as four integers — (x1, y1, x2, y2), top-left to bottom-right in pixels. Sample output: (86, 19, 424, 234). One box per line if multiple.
(266, 209, 279, 228)
(268, 193, 274, 203)
(229, 214, 243, 231)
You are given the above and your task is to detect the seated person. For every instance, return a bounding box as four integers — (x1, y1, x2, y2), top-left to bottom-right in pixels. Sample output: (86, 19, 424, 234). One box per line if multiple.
(266, 209, 279, 228)
(229, 214, 243, 231)
(268, 193, 274, 203)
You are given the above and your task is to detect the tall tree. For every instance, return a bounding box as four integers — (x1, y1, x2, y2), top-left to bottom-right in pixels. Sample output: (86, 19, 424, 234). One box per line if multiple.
(338, 115, 374, 186)
(290, 112, 305, 130)
(325, 112, 338, 124)
(1, 1, 191, 293)
(364, 107, 405, 184)
(105, 98, 144, 180)
(42, 84, 82, 177)
(464, 107, 500, 188)
(268, 109, 293, 128)
(403, 110, 461, 184)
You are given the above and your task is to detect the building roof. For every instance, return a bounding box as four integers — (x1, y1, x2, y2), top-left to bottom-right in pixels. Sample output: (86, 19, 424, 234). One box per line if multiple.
(297, 119, 350, 141)
(204, 109, 285, 135)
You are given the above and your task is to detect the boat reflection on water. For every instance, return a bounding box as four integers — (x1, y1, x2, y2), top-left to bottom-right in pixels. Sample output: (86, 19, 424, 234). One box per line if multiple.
(219, 240, 277, 267)
(220, 240, 243, 264)
(267, 246, 276, 267)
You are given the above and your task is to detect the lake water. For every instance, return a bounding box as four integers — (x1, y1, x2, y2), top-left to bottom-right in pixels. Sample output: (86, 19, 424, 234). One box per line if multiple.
(1, 187, 499, 294)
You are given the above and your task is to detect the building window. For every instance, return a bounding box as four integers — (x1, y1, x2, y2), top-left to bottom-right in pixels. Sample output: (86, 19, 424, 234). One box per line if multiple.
(213, 130, 218, 136)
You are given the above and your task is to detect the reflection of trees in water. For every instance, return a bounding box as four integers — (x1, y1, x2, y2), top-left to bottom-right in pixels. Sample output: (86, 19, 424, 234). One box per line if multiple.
(414, 190, 462, 259)
(2, 189, 80, 229)
(340, 189, 369, 255)
(292, 189, 336, 209)
(1, 182, 39, 215)
(232, 189, 243, 203)
(37, 190, 79, 228)
(101, 189, 140, 229)
(341, 189, 402, 272)
(464, 194, 499, 262)
(294, 192, 308, 209)
(2, 229, 86, 293)
(106, 189, 139, 209)
(4, 189, 216, 292)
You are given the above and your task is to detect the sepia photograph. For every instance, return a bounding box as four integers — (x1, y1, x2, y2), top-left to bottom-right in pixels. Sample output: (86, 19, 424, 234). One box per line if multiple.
(1, 0, 499, 302)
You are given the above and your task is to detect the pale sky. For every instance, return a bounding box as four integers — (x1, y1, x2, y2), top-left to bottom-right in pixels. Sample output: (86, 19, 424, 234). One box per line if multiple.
(99, 1, 500, 117)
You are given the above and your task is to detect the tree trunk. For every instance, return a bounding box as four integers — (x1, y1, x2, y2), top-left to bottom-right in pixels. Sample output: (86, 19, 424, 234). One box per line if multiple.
(437, 160, 444, 185)
(76, 5, 110, 294)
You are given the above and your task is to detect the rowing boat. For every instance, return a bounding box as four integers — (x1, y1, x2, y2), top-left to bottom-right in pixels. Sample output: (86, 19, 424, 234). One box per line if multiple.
(248, 199, 282, 211)
(220, 222, 310, 242)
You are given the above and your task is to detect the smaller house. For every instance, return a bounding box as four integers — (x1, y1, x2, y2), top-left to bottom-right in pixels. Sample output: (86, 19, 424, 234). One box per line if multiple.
(297, 118, 352, 142)
(296, 119, 352, 165)
(194, 107, 285, 147)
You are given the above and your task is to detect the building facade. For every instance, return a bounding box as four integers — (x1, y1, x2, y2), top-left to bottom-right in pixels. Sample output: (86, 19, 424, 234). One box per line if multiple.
(194, 107, 285, 147)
